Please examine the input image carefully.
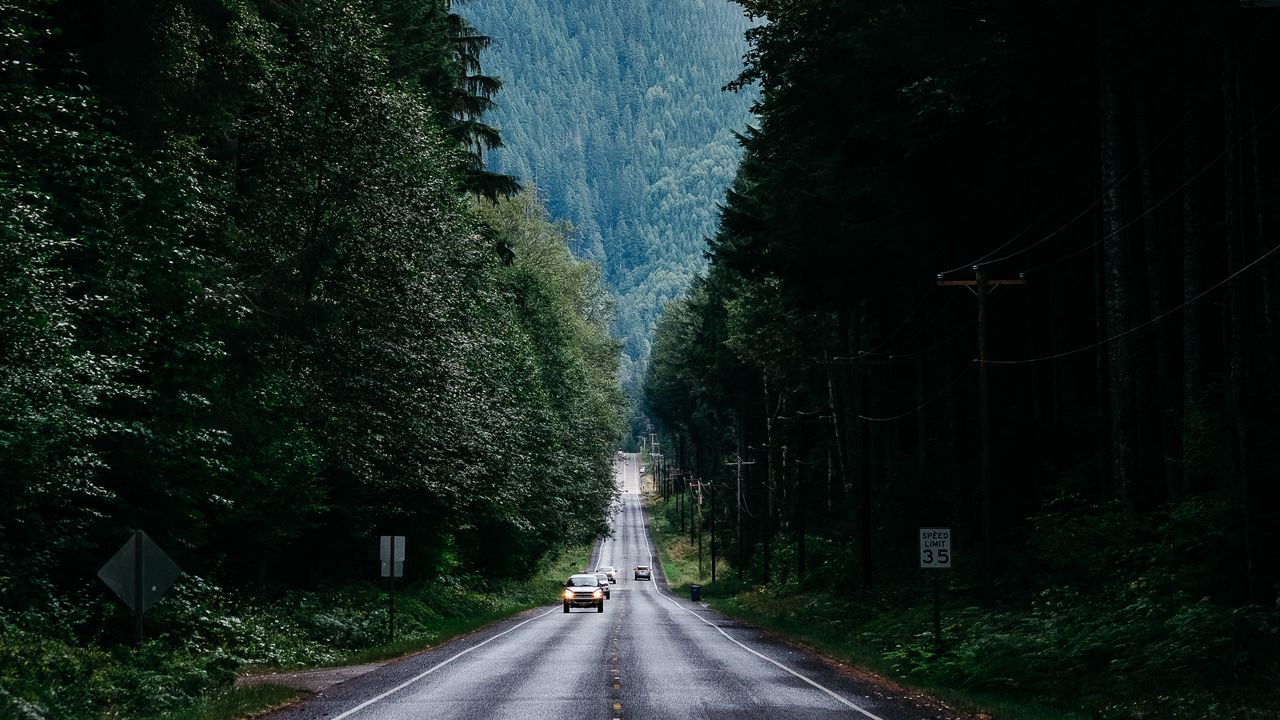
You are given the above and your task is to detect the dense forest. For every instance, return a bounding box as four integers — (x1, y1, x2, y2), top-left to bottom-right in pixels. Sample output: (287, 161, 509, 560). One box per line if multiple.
(0, 0, 622, 690)
(463, 0, 756, 414)
(646, 0, 1280, 714)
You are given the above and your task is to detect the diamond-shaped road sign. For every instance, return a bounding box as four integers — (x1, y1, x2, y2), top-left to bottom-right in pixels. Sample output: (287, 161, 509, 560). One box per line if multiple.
(98, 531, 182, 614)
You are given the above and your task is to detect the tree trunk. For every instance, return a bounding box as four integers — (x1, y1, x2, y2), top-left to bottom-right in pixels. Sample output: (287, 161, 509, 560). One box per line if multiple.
(763, 373, 777, 584)
(853, 309, 873, 588)
(824, 347, 849, 518)
(1180, 57, 1207, 497)
(1099, 12, 1137, 510)
(1220, 9, 1267, 605)
(1133, 90, 1181, 506)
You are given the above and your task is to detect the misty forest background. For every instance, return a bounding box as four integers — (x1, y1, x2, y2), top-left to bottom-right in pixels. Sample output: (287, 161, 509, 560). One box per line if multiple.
(2, 0, 1280, 719)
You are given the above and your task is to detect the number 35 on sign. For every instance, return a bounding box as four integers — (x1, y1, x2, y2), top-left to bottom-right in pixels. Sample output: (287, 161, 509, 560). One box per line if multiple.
(919, 528, 952, 568)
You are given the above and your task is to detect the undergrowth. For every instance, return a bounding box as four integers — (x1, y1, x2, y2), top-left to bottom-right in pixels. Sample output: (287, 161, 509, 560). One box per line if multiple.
(0, 542, 591, 720)
(646, 494, 1280, 720)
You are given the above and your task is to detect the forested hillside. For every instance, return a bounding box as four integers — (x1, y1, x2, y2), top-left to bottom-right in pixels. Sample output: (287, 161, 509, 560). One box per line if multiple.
(645, 1, 1280, 717)
(0, 1, 622, 715)
(462, 0, 756, 409)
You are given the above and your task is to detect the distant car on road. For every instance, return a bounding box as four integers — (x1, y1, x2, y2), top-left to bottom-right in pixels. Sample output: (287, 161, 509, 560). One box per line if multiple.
(634, 565, 652, 581)
(596, 565, 617, 583)
(593, 573, 611, 599)
(564, 574, 605, 612)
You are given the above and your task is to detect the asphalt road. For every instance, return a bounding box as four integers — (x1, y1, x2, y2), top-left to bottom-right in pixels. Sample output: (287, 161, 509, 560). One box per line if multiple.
(264, 454, 963, 720)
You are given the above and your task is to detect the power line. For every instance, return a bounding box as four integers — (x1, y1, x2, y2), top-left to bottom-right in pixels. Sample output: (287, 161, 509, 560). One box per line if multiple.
(856, 362, 975, 423)
(937, 213, 1044, 277)
(860, 290, 960, 357)
(986, 239, 1280, 366)
(1024, 96, 1280, 274)
(939, 0, 1275, 279)
(886, 319, 976, 360)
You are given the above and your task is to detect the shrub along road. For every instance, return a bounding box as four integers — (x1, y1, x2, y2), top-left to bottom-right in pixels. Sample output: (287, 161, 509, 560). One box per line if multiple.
(261, 454, 966, 720)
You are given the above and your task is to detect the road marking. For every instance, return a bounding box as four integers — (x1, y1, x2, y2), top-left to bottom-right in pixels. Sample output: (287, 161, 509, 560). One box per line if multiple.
(634, 493, 887, 720)
(329, 606, 558, 720)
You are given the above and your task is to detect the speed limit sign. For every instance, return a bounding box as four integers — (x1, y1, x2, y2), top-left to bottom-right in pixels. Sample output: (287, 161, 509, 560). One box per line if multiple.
(919, 528, 951, 568)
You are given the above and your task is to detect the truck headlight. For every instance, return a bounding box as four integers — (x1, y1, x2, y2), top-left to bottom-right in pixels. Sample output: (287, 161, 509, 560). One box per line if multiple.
(564, 589, 574, 599)
(593, 589, 603, 598)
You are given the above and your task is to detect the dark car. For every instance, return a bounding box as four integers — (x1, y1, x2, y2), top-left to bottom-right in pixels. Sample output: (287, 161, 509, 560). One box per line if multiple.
(593, 572, 611, 599)
(563, 574, 605, 612)
(634, 565, 652, 581)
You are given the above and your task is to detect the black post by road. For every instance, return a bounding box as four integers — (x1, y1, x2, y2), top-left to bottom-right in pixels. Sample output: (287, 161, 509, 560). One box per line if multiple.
(389, 537, 397, 643)
(133, 530, 144, 645)
(932, 570, 942, 651)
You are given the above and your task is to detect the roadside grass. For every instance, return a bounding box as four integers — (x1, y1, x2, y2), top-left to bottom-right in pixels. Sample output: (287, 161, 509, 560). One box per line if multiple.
(141, 684, 301, 720)
(321, 543, 591, 669)
(641, 494, 1278, 720)
(0, 541, 594, 720)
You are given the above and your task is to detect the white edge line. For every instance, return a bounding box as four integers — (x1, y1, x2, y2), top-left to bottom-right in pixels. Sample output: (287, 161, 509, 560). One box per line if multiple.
(332, 457, 646, 720)
(633, 461, 887, 720)
(331, 607, 558, 719)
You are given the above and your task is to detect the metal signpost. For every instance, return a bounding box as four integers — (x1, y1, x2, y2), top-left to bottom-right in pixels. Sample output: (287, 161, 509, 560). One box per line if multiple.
(380, 535, 405, 641)
(919, 527, 951, 650)
(97, 531, 182, 645)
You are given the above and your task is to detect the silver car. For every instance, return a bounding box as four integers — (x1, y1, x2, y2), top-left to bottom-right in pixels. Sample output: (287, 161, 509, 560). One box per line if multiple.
(593, 572, 611, 599)
(563, 574, 605, 612)
(634, 565, 652, 580)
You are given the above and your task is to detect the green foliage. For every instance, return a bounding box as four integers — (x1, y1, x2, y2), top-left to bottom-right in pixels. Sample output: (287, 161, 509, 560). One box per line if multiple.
(0, 542, 592, 719)
(0, 0, 623, 713)
(650, 497, 1280, 719)
(143, 684, 300, 720)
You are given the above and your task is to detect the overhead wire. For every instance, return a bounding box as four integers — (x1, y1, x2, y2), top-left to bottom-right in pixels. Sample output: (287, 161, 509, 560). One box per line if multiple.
(859, 290, 959, 357)
(1003, 7, 1280, 276)
(939, 0, 1263, 278)
(986, 238, 1280, 366)
(1024, 96, 1280, 275)
(718, 7, 1280, 427)
(857, 363, 976, 423)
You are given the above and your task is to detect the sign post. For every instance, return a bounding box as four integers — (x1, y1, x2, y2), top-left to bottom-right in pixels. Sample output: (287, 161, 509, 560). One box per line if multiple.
(380, 536, 405, 642)
(919, 528, 951, 651)
(97, 531, 182, 645)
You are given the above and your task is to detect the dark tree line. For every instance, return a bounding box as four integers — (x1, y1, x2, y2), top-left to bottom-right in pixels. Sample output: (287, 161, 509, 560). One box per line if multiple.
(646, 0, 1280, 610)
(0, 0, 624, 612)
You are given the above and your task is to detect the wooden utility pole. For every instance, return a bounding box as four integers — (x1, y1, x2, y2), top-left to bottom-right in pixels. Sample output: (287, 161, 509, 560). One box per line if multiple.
(691, 478, 705, 577)
(678, 470, 685, 533)
(726, 456, 757, 579)
(828, 351, 893, 589)
(938, 267, 1026, 605)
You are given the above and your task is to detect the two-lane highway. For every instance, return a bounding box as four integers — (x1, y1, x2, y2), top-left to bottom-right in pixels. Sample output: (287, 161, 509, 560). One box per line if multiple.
(265, 454, 963, 720)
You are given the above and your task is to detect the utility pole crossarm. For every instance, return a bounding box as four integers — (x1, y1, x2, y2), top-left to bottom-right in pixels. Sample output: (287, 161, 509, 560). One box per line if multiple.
(936, 278, 1026, 287)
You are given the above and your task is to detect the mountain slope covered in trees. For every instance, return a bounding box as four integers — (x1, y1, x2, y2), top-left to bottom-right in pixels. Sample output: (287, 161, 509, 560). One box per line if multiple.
(462, 0, 757, 409)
